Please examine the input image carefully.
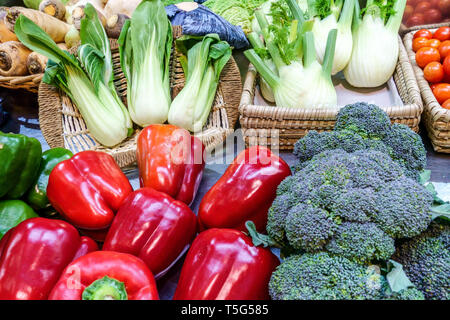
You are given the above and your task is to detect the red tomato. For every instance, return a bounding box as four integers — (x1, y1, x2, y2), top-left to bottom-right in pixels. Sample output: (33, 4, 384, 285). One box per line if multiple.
(433, 83, 450, 103)
(414, 29, 433, 39)
(430, 83, 442, 91)
(404, 5, 415, 22)
(442, 99, 450, 109)
(431, 0, 441, 7)
(428, 39, 442, 48)
(415, 1, 432, 13)
(407, 13, 426, 26)
(439, 40, 450, 58)
(434, 27, 450, 41)
(416, 47, 441, 68)
(438, 0, 450, 16)
(443, 55, 450, 75)
(413, 37, 431, 51)
(424, 9, 443, 23)
(407, 0, 419, 6)
(424, 62, 445, 83)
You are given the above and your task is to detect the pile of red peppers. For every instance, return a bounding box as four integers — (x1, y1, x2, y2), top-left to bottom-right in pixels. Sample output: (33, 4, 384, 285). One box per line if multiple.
(0, 124, 291, 300)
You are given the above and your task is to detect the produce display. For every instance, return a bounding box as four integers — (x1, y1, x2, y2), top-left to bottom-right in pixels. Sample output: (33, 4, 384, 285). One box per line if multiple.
(0, 0, 449, 304)
(412, 27, 450, 109)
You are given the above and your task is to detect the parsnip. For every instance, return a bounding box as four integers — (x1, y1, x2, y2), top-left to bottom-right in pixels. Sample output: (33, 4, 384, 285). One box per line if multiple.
(103, 0, 141, 18)
(5, 7, 71, 43)
(39, 0, 66, 20)
(65, 0, 105, 27)
(0, 8, 18, 43)
(0, 41, 32, 76)
(27, 52, 48, 74)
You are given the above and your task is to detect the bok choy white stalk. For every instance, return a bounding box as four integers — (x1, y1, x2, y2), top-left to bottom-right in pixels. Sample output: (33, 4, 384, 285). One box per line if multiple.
(118, 0, 172, 127)
(310, 0, 354, 75)
(168, 34, 232, 133)
(343, 0, 406, 88)
(15, 5, 133, 147)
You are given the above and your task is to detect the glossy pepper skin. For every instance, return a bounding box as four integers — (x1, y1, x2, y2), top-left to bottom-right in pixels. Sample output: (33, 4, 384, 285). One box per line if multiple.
(49, 251, 159, 300)
(0, 131, 42, 199)
(47, 151, 133, 230)
(0, 200, 38, 239)
(103, 188, 198, 277)
(137, 124, 205, 206)
(173, 228, 280, 300)
(26, 148, 73, 210)
(198, 146, 291, 233)
(0, 217, 98, 300)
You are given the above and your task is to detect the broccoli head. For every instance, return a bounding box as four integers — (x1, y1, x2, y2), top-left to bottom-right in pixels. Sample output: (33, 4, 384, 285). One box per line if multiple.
(392, 221, 450, 300)
(293, 103, 427, 180)
(269, 252, 386, 300)
(267, 149, 433, 264)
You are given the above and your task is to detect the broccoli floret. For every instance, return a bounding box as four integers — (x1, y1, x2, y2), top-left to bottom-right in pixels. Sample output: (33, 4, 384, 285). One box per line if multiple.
(334, 102, 392, 140)
(269, 252, 385, 300)
(392, 222, 450, 300)
(293, 103, 427, 180)
(326, 222, 395, 264)
(384, 287, 425, 300)
(267, 149, 433, 264)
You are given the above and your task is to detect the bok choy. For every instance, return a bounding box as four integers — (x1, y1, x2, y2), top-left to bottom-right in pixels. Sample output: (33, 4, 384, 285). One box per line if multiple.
(118, 0, 173, 127)
(245, 0, 338, 109)
(168, 34, 232, 133)
(15, 5, 133, 147)
(309, 0, 354, 75)
(343, 0, 406, 88)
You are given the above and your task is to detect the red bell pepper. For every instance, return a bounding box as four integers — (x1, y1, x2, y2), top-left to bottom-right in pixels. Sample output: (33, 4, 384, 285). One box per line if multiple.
(198, 146, 291, 233)
(173, 228, 280, 300)
(47, 151, 133, 230)
(103, 188, 197, 277)
(137, 124, 205, 206)
(49, 251, 159, 300)
(0, 217, 98, 300)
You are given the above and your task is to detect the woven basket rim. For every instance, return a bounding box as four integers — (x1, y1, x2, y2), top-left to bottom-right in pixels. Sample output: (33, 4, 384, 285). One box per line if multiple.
(0, 73, 43, 93)
(239, 35, 423, 120)
(400, 21, 450, 36)
(38, 26, 243, 167)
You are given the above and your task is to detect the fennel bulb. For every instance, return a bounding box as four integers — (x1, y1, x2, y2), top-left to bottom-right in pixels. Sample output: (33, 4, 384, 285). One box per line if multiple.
(168, 34, 232, 132)
(15, 6, 133, 147)
(311, 0, 354, 75)
(344, 0, 406, 88)
(119, 0, 172, 127)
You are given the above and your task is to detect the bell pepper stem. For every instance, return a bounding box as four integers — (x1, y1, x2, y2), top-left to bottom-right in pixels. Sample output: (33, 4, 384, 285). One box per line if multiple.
(82, 276, 128, 300)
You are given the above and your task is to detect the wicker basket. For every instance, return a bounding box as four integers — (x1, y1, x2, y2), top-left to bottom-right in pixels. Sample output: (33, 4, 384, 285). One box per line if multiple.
(403, 24, 450, 153)
(239, 36, 424, 151)
(400, 21, 450, 36)
(38, 26, 242, 168)
(0, 73, 43, 93)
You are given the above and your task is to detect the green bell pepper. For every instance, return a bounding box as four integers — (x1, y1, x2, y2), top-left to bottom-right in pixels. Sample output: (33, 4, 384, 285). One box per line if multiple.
(0, 131, 42, 199)
(0, 200, 38, 239)
(26, 148, 73, 210)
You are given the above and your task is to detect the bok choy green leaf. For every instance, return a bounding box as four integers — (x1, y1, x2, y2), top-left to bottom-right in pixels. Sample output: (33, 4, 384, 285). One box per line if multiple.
(118, 0, 173, 127)
(168, 34, 232, 132)
(14, 5, 133, 147)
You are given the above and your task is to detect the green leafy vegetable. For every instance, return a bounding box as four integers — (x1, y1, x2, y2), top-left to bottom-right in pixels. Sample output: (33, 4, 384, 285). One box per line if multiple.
(119, 0, 173, 127)
(15, 5, 133, 147)
(168, 34, 232, 132)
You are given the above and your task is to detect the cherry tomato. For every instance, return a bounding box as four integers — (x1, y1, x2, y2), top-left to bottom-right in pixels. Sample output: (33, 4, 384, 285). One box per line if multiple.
(424, 62, 445, 83)
(431, 0, 441, 8)
(404, 5, 415, 22)
(434, 27, 450, 41)
(413, 37, 431, 51)
(424, 9, 443, 23)
(438, 0, 450, 16)
(407, 13, 426, 27)
(430, 83, 442, 91)
(439, 40, 450, 59)
(428, 39, 442, 49)
(415, 1, 432, 13)
(416, 47, 441, 68)
(443, 55, 450, 75)
(407, 0, 419, 6)
(433, 83, 450, 103)
(442, 99, 450, 109)
(414, 29, 433, 40)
